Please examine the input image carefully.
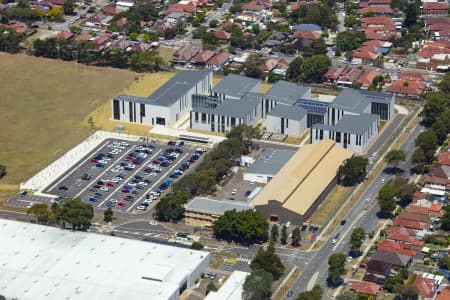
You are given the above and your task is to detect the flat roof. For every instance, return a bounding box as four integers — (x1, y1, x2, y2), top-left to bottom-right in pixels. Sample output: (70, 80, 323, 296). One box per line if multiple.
(246, 149, 295, 175)
(251, 140, 353, 215)
(148, 70, 211, 106)
(186, 198, 253, 214)
(267, 104, 307, 121)
(330, 88, 393, 113)
(0, 219, 209, 300)
(264, 80, 311, 105)
(212, 74, 259, 98)
(313, 113, 379, 135)
(205, 271, 249, 300)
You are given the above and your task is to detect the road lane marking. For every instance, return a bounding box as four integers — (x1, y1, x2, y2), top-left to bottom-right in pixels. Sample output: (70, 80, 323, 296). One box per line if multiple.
(307, 272, 319, 290)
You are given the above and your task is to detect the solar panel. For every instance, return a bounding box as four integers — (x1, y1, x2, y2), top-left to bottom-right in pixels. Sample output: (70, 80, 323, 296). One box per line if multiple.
(295, 99, 329, 115)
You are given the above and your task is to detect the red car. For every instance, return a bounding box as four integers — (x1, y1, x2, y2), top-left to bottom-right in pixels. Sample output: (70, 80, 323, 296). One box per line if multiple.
(106, 182, 114, 187)
(152, 160, 160, 165)
(90, 159, 99, 163)
(121, 189, 130, 193)
(117, 202, 125, 207)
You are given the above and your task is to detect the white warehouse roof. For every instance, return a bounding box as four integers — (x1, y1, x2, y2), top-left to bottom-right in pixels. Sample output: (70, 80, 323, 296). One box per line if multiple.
(205, 271, 249, 300)
(0, 220, 209, 300)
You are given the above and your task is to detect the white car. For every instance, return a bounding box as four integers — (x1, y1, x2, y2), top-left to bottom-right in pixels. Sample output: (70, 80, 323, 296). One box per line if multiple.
(149, 220, 158, 226)
(331, 239, 337, 244)
(110, 178, 119, 183)
(26, 203, 34, 209)
(346, 256, 353, 263)
(196, 147, 206, 152)
(110, 199, 118, 203)
(380, 178, 385, 183)
(100, 186, 109, 192)
(286, 221, 291, 228)
(136, 205, 147, 210)
(231, 189, 237, 195)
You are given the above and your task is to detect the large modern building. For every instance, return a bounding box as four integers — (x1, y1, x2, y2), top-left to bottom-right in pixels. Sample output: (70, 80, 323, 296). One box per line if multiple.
(263, 80, 311, 117)
(311, 113, 380, 153)
(0, 219, 210, 300)
(266, 105, 308, 136)
(205, 271, 249, 300)
(251, 140, 353, 223)
(310, 88, 394, 152)
(112, 70, 212, 126)
(243, 149, 295, 183)
(184, 198, 253, 227)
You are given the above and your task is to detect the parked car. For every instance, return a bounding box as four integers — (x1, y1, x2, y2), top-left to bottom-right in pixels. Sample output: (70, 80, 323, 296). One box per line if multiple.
(121, 189, 130, 193)
(58, 185, 68, 190)
(81, 173, 92, 180)
(117, 202, 125, 207)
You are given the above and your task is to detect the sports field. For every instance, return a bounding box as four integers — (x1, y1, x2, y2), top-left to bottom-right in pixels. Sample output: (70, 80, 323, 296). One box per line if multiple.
(0, 53, 135, 186)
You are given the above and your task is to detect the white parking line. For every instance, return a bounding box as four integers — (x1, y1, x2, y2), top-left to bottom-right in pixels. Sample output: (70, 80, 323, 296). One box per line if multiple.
(97, 149, 162, 208)
(48, 140, 110, 192)
(74, 145, 135, 199)
(126, 153, 189, 213)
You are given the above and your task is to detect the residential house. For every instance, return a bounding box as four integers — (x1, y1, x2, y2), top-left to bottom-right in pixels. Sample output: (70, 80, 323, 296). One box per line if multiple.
(357, 6, 393, 15)
(336, 66, 362, 86)
(349, 281, 382, 297)
(412, 274, 440, 300)
(206, 52, 232, 71)
(165, 11, 186, 26)
(172, 45, 199, 64)
(74, 33, 92, 42)
(387, 226, 425, 250)
(152, 20, 174, 33)
(290, 1, 318, 11)
(359, 0, 391, 8)
(102, 3, 121, 15)
(191, 50, 216, 67)
(425, 17, 450, 40)
(264, 31, 289, 47)
(438, 286, 450, 300)
(371, 251, 412, 268)
(236, 12, 261, 22)
(377, 240, 418, 257)
(292, 23, 322, 34)
(213, 30, 231, 41)
(294, 30, 321, 40)
(364, 259, 393, 283)
(357, 70, 382, 89)
(423, 2, 449, 16)
(361, 16, 398, 41)
(353, 45, 379, 63)
(114, 17, 128, 29)
(242, 0, 271, 13)
(385, 79, 427, 99)
(57, 31, 74, 40)
(93, 35, 111, 51)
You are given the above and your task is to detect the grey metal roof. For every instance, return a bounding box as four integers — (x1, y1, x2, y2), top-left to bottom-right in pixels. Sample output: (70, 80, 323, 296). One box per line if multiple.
(312, 113, 379, 135)
(193, 98, 259, 118)
(186, 198, 252, 214)
(267, 104, 307, 121)
(148, 70, 211, 106)
(212, 74, 259, 98)
(330, 88, 393, 113)
(114, 94, 158, 105)
(246, 149, 295, 175)
(264, 80, 311, 105)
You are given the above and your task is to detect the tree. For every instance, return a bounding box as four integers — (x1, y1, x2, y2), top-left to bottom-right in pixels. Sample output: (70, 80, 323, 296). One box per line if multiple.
(336, 30, 366, 52)
(56, 198, 94, 230)
(421, 92, 448, 125)
(191, 241, 204, 250)
(242, 269, 273, 300)
(103, 207, 114, 222)
(209, 19, 219, 28)
(230, 25, 243, 47)
(206, 282, 217, 295)
(213, 209, 268, 245)
(291, 227, 301, 246)
(392, 177, 416, 207)
(349, 227, 365, 255)
(250, 241, 285, 280)
(394, 284, 419, 300)
(441, 206, 450, 231)
(130, 50, 163, 72)
(378, 181, 396, 216)
(338, 156, 369, 186)
(244, 53, 264, 78)
(0, 164, 6, 178)
(271, 224, 279, 242)
(328, 253, 346, 286)
(303, 55, 331, 82)
(63, 0, 75, 15)
(280, 225, 287, 245)
(311, 38, 327, 55)
(286, 57, 303, 82)
(297, 285, 323, 300)
(384, 149, 407, 170)
(439, 72, 450, 94)
(336, 291, 359, 300)
(27, 203, 53, 224)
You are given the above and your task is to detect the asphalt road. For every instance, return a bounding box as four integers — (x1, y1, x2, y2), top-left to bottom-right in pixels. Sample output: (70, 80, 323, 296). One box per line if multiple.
(288, 119, 425, 299)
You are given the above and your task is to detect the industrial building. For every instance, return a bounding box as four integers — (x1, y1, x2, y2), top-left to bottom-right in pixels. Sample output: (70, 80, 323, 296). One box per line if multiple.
(0, 219, 210, 300)
(112, 70, 212, 126)
(251, 140, 353, 223)
(184, 198, 253, 227)
(243, 149, 295, 183)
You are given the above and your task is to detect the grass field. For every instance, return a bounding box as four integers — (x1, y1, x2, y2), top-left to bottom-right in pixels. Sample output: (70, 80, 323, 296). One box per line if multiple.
(310, 185, 352, 226)
(0, 53, 135, 186)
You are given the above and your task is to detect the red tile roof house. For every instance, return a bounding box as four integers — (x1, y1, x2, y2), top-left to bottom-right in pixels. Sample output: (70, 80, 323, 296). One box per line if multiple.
(74, 33, 92, 42)
(290, 0, 318, 11)
(349, 281, 382, 297)
(260, 58, 281, 72)
(93, 35, 111, 51)
(172, 45, 199, 64)
(242, 0, 272, 12)
(357, 70, 381, 89)
(206, 51, 232, 70)
(359, 0, 391, 8)
(385, 79, 426, 98)
(413, 274, 439, 300)
(213, 30, 231, 41)
(357, 6, 393, 15)
(438, 286, 450, 300)
(336, 66, 362, 86)
(57, 31, 74, 40)
(115, 17, 128, 28)
(423, 2, 449, 16)
(438, 152, 450, 166)
(294, 30, 321, 40)
(190, 50, 216, 65)
(377, 240, 418, 257)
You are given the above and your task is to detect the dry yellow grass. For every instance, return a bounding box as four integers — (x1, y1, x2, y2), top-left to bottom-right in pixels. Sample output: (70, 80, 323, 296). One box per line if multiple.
(0, 53, 135, 185)
(272, 268, 300, 300)
(157, 47, 176, 63)
(310, 185, 352, 226)
(260, 82, 272, 93)
(284, 129, 310, 145)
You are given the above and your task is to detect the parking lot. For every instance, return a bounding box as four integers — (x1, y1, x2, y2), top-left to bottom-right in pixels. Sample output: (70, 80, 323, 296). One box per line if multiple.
(9, 139, 206, 215)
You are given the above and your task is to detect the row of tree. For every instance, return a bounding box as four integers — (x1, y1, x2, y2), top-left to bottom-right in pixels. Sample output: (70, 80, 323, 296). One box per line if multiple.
(271, 224, 301, 246)
(154, 124, 259, 221)
(32, 37, 164, 72)
(337, 156, 369, 186)
(413, 73, 450, 173)
(377, 177, 416, 216)
(0, 164, 6, 179)
(242, 241, 285, 300)
(27, 198, 94, 230)
(0, 27, 25, 54)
